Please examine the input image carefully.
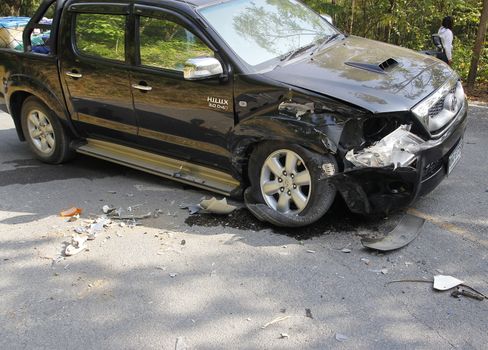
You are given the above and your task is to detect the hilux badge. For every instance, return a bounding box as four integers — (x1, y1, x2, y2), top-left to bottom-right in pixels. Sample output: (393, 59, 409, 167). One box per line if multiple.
(207, 96, 229, 111)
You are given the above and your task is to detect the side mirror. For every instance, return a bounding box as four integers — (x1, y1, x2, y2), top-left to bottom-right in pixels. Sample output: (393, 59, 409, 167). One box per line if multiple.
(320, 14, 333, 25)
(183, 57, 223, 80)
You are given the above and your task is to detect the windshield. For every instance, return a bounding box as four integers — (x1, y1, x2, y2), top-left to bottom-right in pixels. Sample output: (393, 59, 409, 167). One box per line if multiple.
(199, 0, 338, 69)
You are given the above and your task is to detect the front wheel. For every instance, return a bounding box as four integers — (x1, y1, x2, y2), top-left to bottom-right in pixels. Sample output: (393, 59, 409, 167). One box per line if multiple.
(20, 96, 74, 164)
(247, 142, 337, 227)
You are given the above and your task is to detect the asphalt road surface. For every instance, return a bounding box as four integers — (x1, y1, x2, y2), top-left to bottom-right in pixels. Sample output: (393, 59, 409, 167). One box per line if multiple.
(1, 103, 487, 349)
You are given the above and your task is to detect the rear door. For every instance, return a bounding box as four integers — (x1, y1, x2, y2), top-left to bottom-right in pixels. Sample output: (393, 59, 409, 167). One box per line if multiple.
(129, 6, 234, 171)
(59, 3, 138, 143)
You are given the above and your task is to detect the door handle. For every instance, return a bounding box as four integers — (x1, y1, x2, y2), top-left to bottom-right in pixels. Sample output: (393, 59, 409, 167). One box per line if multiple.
(132, 83, 152, 92)
(66, 71, 82, 79)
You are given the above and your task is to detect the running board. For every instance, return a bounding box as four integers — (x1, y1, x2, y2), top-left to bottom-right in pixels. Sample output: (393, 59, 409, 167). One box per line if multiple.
(76, 138, 241, 196)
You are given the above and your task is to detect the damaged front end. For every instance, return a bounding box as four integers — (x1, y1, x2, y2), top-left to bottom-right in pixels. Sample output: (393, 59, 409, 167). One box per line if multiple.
(330, 104, 468, 216)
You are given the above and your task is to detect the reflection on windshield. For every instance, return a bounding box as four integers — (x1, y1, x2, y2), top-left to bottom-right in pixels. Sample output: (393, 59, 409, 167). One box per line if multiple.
(200, 0, 337, 68)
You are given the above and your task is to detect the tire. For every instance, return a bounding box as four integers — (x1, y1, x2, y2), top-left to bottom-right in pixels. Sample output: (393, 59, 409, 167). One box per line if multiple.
(20, 96, 74, 164)
(247, 142, 337, 227)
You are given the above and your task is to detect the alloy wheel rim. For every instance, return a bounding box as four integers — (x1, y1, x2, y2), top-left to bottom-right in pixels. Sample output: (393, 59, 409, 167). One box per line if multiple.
(27, 110, 56, 156)
(260, 149, 312, 215)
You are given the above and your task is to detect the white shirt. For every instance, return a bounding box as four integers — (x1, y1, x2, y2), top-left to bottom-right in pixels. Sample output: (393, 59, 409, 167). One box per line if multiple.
(438, 27, 453, 61)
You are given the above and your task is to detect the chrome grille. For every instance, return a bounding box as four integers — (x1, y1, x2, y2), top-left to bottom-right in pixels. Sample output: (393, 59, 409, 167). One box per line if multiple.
(428, 85, 457, 119)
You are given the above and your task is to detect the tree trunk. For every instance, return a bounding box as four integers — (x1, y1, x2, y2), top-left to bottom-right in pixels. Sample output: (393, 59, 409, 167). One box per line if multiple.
(350, 0, 355, 34)
(0, 0, 22, 16)
(467, 0, 488, 89)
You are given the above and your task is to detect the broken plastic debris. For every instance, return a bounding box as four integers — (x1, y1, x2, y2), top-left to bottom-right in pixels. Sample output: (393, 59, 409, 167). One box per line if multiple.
(360, 257, 370, 265)
(111, 212, 152, 220)
(335, 333, 349, 342)
(306, 249, 316, 254)
(346, 125, 424, 169)
(175, 336, 188, 350)
(74, 226, 86, 234)
(280, 333, 290, 339)
(67, 214, 79, 222)
(169, 273, 178, 278)
(341, 248, 352, 253)
(184, 197, 237, 215)
(59, 207, 83, 217)
(433, 275, 464, 291)
(451, 287, 485, 301)
(261, 315, 292, 329)
(65, 236, 87, 256)
(361, 214, 425, 251)
(102, 205, 116, 214)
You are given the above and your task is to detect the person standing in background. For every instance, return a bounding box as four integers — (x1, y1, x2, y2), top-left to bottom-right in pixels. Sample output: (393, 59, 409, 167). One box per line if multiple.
(438, 16, 454, 65)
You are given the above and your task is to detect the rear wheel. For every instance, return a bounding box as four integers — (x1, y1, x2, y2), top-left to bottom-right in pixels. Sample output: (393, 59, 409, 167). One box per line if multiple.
(21, 96, 74, 164)
(247, 142, 337, 227)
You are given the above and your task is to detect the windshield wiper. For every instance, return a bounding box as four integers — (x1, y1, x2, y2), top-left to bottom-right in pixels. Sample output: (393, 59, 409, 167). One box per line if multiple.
(277, 43, 316, 67)
(311, 33, 342, 56)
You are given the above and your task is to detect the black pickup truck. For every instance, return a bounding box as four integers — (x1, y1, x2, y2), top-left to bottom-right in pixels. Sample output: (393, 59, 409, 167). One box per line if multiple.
(0, 0, 467, 227)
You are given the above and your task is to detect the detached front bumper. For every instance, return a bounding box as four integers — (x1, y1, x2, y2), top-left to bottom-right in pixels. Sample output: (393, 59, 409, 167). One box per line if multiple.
(331, 103, 468, 215)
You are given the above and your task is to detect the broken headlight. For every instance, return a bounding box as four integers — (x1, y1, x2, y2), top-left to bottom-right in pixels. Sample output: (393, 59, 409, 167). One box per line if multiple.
(411, 77, 460, 132)
(346, 125, 424, 169)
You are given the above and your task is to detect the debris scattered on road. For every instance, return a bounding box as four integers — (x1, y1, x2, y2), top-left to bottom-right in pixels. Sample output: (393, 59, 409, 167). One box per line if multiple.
(110, 212, 152, 220)
(370, 268, 389, 274)
(341, 248, 352, 253)
(306, 249, 316, 254)
(65, 236, 87, 256)
(59, 207, 83, 217)
(305, 308, 313, 319)
(361, 214, 425, 251)
(67, 214, 79, 222)
(387, 276, 487, 301)
(175, 336, 188, 350)
(433, 275, 464, 291)
(261, 315, 292, 329)
(102, 205, 116, 214)
(180, 239, 186, 246)
(360, 257, 370, 265)
(183, 197, 237, 215)
(335, 333, 349, 342)
(451, 287, 485, 301)
(280, 333, 290, 339)
(169, 273, 178, 278)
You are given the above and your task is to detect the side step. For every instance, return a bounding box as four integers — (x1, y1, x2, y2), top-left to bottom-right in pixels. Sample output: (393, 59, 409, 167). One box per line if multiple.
(76, 138, 241, 196)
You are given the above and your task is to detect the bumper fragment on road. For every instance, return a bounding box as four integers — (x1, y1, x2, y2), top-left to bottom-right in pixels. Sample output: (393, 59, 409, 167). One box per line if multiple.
(361, 214, 425, 251)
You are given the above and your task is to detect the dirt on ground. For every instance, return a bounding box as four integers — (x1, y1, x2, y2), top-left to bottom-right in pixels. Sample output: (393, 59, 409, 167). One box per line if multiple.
(465, 82, 488, 106)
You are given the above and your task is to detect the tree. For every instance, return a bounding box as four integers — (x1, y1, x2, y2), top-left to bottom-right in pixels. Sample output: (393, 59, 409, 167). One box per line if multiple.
(0, 0, 42, 17)
(467, 0, 488, 88)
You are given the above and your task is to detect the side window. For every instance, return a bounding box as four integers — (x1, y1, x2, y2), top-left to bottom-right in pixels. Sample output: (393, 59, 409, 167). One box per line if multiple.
(75, 13, 126, 62)
(139, 16, 213, 71)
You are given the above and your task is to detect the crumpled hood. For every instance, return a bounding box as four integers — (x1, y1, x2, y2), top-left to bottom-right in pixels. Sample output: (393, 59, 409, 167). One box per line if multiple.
(264, 36, 455, 114)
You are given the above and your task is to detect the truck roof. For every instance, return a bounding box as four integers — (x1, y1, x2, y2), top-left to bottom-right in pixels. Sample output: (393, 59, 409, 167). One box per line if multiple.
(139, 0, 227, 8)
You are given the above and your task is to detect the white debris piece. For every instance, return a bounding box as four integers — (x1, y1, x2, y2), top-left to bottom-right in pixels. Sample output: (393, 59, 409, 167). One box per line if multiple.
(433, 275, 464, 291)
(184, 197, 237, 215)
(346, 125, 424, 169)
(65, 236, 88, 256)
(335, 333, 349, 342)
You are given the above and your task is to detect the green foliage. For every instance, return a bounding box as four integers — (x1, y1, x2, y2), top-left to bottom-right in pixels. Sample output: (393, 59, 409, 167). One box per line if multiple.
(140, 41, 212, 70)
(304, 0, 487, 83)
(75, 14, 126, 61)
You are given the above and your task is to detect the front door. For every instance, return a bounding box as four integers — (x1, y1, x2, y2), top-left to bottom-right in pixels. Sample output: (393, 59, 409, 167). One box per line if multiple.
(129, 8, 234, 171)
(59, 3, 138, 144)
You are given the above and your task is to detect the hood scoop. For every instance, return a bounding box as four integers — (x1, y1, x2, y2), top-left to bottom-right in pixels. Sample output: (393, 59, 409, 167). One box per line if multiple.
(345, 58, 399, 74)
